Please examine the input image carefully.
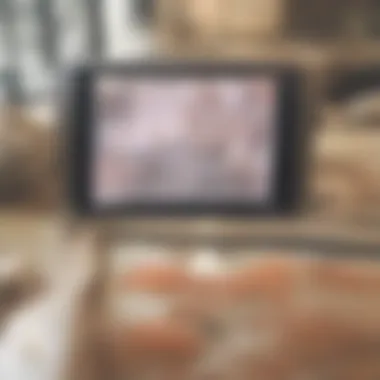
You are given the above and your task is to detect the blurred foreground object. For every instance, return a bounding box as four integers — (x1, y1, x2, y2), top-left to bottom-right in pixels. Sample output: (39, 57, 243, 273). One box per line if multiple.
(0, 253, 43, 327)
(343, 90, 380, 126)
(0, 107, 59, 210)
(329, 64, 380, 126)
(0, 227, 97, 380)
(312, 108, 380, 223)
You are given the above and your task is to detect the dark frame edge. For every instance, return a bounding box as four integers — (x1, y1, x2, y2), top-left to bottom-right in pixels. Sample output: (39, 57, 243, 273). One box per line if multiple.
(66, 61, 309, 219)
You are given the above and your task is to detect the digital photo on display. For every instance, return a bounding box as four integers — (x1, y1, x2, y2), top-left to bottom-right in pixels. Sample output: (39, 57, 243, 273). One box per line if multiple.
(91, 76, 278, 206)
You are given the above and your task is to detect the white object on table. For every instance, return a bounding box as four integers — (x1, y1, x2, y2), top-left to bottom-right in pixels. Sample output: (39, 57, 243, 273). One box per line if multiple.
(0, 230, 96, 380)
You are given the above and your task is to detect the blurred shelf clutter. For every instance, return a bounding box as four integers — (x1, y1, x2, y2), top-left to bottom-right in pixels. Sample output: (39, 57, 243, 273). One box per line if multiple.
(2, 0, 380, 105)
(156, 0, 380, 46)
(0, 0, 155, 106)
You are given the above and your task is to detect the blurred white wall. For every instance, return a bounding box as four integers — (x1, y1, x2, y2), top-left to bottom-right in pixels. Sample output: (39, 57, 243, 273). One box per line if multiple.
(0, 0, 154, 110)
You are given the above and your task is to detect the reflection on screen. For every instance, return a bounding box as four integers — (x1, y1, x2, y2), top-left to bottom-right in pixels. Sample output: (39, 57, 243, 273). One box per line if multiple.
(92, 77, 277, 206)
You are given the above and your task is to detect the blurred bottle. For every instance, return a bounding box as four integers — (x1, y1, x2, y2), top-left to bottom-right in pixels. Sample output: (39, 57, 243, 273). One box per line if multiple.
(103, 0, 154, 59)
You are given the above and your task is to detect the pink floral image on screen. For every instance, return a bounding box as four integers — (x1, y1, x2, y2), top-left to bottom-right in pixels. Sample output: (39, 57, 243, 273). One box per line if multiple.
(91, 77, 278, 206)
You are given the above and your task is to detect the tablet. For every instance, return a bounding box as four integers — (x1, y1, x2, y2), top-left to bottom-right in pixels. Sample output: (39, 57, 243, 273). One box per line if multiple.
(66, 62, 306, 216)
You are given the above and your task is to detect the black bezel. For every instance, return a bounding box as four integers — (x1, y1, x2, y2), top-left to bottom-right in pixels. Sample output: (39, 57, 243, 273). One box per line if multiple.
(66, 61, 307, 218)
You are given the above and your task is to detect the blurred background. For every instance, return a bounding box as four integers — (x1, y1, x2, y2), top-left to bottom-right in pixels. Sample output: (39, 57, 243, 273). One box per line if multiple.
(0, 1, 380, 380)
(0, 0, 380, 220)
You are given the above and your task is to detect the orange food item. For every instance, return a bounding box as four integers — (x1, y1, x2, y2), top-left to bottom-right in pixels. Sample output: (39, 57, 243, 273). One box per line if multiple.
(246, 356, 296, 380)
(116, 320, 202, 360)
(175, 258, 304, 329)
(172, 275, 233, 331)
(227, 257, 301, 301)
(122, 264, 192, 293)
(109, 255, 380, 380)
(187, 274, 231, 307)
(313, 260, 380, 293)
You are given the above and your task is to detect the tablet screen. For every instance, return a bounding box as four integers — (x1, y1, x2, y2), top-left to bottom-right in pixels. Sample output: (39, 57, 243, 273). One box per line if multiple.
(91, 76, 278, 207)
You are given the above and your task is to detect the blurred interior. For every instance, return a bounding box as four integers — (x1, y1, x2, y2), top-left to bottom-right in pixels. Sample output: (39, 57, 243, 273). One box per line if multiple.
(0, 1, 380, 379)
